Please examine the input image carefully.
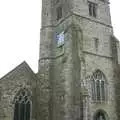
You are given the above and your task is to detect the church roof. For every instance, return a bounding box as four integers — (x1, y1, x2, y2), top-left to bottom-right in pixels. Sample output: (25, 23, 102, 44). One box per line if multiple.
(0, 61, 37, 81)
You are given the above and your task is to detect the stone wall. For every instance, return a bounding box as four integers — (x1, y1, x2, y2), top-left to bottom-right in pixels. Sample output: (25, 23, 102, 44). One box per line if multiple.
(0, 62, 38, 120)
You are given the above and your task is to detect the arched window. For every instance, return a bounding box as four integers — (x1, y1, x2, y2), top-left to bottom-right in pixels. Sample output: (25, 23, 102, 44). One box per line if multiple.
(94, 111, 106, 120)
(91, 70, 107, 102)
(14, 89, 31, 120)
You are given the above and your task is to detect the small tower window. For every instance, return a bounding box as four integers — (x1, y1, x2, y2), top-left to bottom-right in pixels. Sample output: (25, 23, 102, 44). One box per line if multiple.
(88, 2, 97, 17)
(57, 6, 62, 20)
(94, 37, 99, 51)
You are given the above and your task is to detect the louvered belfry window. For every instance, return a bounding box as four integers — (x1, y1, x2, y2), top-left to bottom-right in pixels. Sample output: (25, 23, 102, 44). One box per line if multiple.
(14, 89, 31, 120)
(88, 1, 97, 17)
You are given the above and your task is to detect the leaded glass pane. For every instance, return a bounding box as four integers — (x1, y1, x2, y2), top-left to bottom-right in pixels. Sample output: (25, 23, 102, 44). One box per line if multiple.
(96, 80, 100, 100)
(14, 102, 19, 120)
(101, 81, 105, 100)
(91, 70, 107, 102)
(26, 101, 31, 120)
(92, 80, 96, 100)
(20, 102, 25, 120)
(14, 90, 31, 120)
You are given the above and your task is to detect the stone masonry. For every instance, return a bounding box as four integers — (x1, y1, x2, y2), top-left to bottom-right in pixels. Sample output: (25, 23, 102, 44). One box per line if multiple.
(0, 0, 120, 120)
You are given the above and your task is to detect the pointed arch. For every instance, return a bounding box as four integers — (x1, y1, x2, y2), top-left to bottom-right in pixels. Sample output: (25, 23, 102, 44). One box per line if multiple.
(91, 70, 108, 102)
(92, 70, 107, 82)
(13, 88, 32, 120)
(93, 109, 109, 120)
(14, 88, 32, 98)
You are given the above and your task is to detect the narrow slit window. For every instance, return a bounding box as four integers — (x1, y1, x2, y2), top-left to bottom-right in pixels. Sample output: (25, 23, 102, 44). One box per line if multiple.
(57, 6, 62, 20)
(94, 38, 99, 51)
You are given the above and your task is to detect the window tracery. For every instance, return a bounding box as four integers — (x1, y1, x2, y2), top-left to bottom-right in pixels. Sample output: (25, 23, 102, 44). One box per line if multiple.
(14, 89, 31, 120)
(91, 70, 107, 102)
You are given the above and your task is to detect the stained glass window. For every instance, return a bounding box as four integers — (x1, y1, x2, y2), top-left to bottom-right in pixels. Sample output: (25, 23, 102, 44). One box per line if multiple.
(14, 89, 31, 120)
(91, 70, 107, 102)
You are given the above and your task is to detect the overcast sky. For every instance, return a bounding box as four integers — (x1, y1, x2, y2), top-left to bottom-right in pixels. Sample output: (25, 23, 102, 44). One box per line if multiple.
(0, 0, 119, 78)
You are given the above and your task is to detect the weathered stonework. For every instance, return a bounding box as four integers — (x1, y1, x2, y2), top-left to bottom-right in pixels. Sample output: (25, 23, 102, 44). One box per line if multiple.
(0, 62, 38, 120)
(38, 0, 119, 120)
(0, 0, 120, 120)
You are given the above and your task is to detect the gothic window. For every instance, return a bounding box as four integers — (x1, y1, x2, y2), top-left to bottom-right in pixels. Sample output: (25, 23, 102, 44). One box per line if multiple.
(94, 111, 106, 120)
(91, 70, 107, 102)
(14, 89, 31, 120)
(88, 2, 97, 17)
(57, 6, 62, 20)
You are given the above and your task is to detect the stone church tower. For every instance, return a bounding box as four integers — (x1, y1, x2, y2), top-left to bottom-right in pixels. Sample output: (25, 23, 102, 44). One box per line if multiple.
(38, 0, 119, 120)
(0, 0, 120, 120)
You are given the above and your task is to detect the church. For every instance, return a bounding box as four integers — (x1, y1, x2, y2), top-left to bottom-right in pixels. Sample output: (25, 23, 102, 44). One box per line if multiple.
(1, 0, 120, 120)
